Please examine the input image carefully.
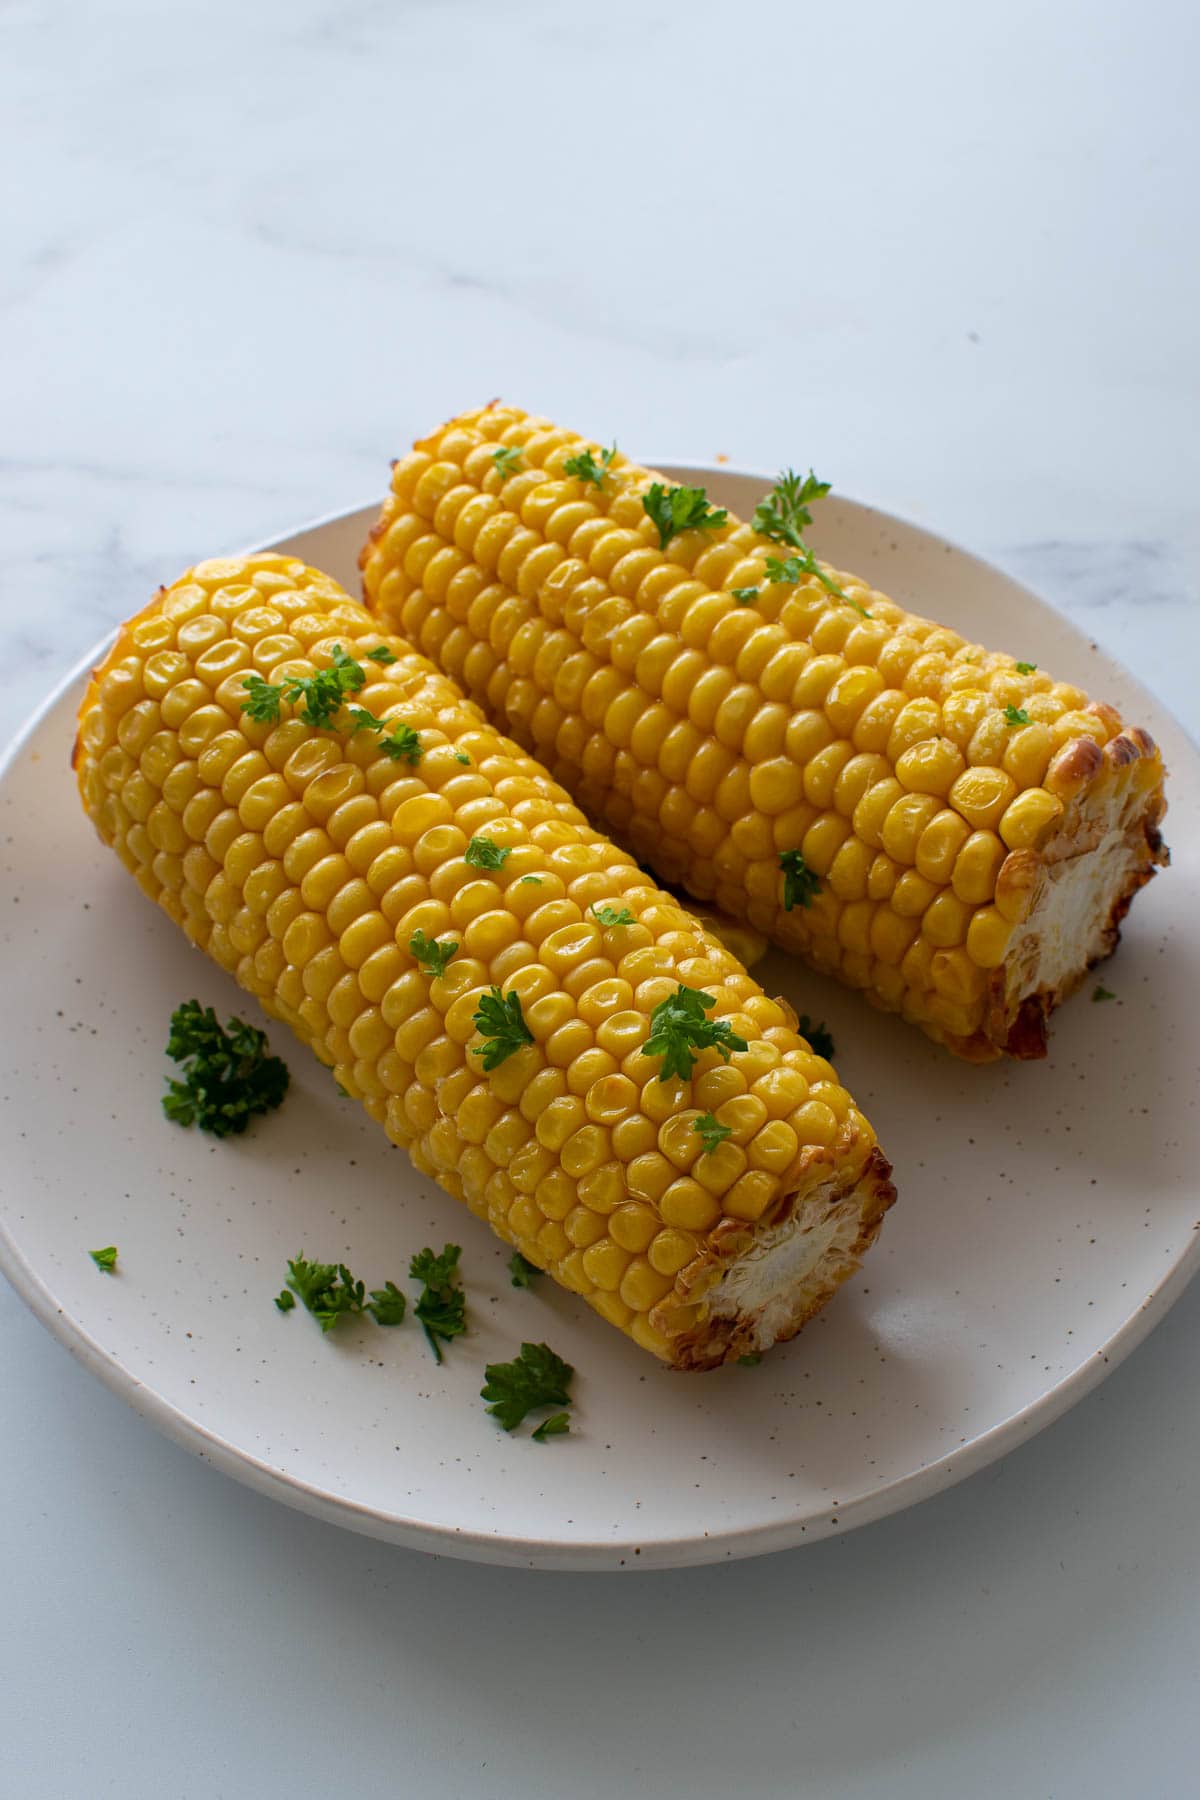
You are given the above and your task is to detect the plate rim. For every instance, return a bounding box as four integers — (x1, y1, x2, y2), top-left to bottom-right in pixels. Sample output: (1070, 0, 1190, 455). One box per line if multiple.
(3, 472, 1197, 1570)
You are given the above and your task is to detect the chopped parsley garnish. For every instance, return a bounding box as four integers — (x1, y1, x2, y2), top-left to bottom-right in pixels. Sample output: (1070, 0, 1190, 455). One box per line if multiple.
(240, 643, 369, 729)
(519, 874, 543, 885)
(797, 1015, 835, 1060)
(737, 1352, 763, 1366)
(531, 1412, 571, 1442)
(410, 1243, 466, 1362)
(284, 1254, 367, 1333)
(481, 1341, 574, 1433)
(465, 836, 512, 870)
(591, 902, 635, 927)
(366, 1281, 408, 1327)
(1003, 704, 1031, 727)
(693, 1112, 732, 1155)
(1092, 984, 1116, 1003)
(752, 468, 831, 549)
(644, 985, 748, 1083)
(455, 753, 471, 765)
(89, 1245, 118, 1273)
(346, 705, 389, 733)
(162, 1001, 289, 1137)
(274, 1288, 295, 1311)
(345, 707, 421, 763)
(765, 551, 868, 615)
(365, 645, 398, 664)
(1015, 661, 1037, 675)
(492, 445, 523, 477)
(731, 585, 759, 605)
(779, 849, 820, 912)
(472, 987, 534, 1070)
(508, 1250, 540, 1288)
(563, 443, 617, 488)
(642, 482, 728, 551)
(408, 929, 458, 978)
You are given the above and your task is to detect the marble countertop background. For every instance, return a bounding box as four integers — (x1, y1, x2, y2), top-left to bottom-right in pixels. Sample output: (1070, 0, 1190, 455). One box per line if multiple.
(3, 1, 1197, 1794)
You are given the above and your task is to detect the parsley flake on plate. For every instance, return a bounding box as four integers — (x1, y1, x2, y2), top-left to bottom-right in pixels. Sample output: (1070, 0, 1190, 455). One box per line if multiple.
(89, 1245, 118, 1273)
(508, 1250, 541, 1288)
(283, 1254, 367, 1333)
(481, 1341, 574, 1433)
(162, 1001, 289, 1138)
(410, 1243, 467, 1362)
(797, 1015, 836, 1061)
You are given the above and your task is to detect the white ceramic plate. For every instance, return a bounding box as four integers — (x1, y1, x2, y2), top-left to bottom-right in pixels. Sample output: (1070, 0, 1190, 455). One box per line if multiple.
(2, 468, 1197, 1571)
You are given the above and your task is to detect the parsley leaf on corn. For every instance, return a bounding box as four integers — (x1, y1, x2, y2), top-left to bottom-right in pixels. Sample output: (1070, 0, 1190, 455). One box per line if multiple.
(240, 642, 369, 729)
(563, 444, 617, 488)
(465, 836, 512, 870)
(410, 1243, 467, 1362)
(693, 1112, 732, 1155)
(481, 1341, 574, 1432)
(472, 987, 534, 1070)
(1003, 704, 1031, 727)
(779, 850, 820, 912)
(365, 644, 397, 664)
(89, 1246, 118, 1272)
(162, 1001, 289, 1137)
(642, 483, 728, 551)
(797, 1015, 836, 1060)
(409, 929, 458, 978)
(765, 551, 869, 615)
(492, 445, 523, 476)
(1015, 661, 1037, 675)
(644, 985, 748, 1083)
(591, 903, 635, 926)
(731, 586, 759, 605)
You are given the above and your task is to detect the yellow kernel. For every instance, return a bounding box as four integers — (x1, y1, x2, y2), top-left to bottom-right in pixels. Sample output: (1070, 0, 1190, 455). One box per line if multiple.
(581, 1241, 632, 1292)
(881, 792, 941, 863)
(949, 764, 1018, 830)
(647, 1227, 698, 1276)
(609, 1202, 660, 1253)
(577, 1161, 626, 1213)
(619, 1258, 674, 1312)
(626, 1152, 675, 1202)
(722, 1171, 778, 1221)
(561, 1124, 609, 1177)
(790, 1101, 839, 1146)
(535, 1095, 588, 1151)
(914, 809, 971, 885)
(966, 905, 1014, 969)
(951, 829, 1007, 904)
(747, 1119, 800, 1173)
(922, 890, 971, 947)
(612, 1113, 657, 1161)
(564, 1205, 607, 1249)
(998, 787, 1064, 850)
(692, 1139, 746, 1195)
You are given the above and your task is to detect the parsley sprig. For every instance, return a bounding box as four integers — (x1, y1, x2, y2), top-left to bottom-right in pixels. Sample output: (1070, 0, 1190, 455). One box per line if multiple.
(563, 443, 617, 488)
(644, 985, 748, 1083)
(410, 1243, 467, 1362)
(765, 551, 869, 616)
(409, 929, 458, 978)
(241, 644, 370, 729)
(693, 1113, 731, 1155)
(473, 987, 534, 1070)
(752, 468, 830, 547)
(642, 483, 728, 551)
(282, 1254, 367, 1333)
(162, 1001, 289, 1137)
(1003, 704, 1031, 727)
(591, 902, 635, 927)
(797, 1015, 835, 1060)
(465, 836, 511, 870)
(481, 1341, 574, 1435)
(779, 850, 820, 912)
(492, 445, 523, 477)
(89, 1245, 118, 1272)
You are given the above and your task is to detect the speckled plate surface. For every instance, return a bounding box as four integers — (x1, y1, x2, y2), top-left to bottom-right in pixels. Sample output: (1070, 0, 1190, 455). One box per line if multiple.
(2, 468, 1197, 1571)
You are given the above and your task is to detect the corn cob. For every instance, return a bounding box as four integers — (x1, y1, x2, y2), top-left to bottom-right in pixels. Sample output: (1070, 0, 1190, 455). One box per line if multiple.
(362, 405, 1168, 1061)
(74, 555, 894, 1369)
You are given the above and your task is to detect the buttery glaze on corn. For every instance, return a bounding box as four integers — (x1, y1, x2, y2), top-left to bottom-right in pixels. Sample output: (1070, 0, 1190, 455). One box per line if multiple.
(362, 406, 1167, 1060)
(75, 556, 894, 1368)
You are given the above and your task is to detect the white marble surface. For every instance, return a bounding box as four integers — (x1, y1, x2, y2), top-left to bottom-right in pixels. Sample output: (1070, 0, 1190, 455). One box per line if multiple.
(2, 0, 1197, 1793)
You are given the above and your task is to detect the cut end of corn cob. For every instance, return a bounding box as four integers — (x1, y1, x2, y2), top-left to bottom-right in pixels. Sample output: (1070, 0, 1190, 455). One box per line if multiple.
(75, 554, 896, 1368)
(361, 403, 1168, 1061)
